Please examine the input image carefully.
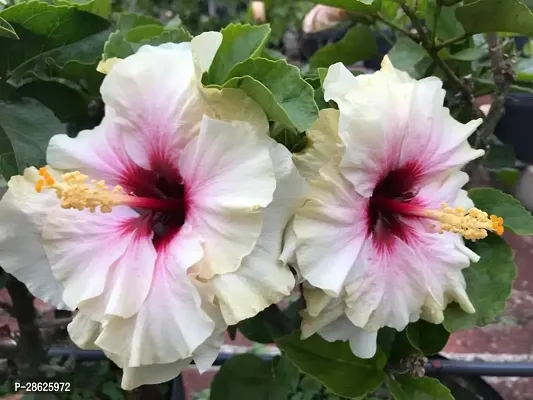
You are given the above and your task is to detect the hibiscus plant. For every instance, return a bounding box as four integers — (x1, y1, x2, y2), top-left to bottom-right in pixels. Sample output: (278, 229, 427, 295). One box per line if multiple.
(1, 0, 533, 398)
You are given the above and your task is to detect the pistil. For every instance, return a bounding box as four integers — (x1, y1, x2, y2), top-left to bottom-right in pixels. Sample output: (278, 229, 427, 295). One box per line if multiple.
(35, 167, 182, 213)
(372, 196, 504, 240)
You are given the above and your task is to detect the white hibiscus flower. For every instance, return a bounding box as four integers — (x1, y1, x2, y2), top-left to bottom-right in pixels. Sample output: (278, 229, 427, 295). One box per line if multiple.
(287, 56, 503, 359)
(0, 32, 306, 388)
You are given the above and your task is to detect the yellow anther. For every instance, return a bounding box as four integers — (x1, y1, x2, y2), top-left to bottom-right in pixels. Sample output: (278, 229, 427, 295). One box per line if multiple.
(425, 203, 504, 241)
(35, 180, 44, 193)
(34, 168, 125, 213)
(44, 174, 55, 185)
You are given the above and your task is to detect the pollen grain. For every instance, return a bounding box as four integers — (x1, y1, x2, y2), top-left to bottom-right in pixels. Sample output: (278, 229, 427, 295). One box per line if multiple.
(425, 203, 504, 241)
(35, 168, 124, 213)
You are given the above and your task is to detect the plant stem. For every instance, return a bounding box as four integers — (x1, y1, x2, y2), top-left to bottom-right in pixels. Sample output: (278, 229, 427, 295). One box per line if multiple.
(397, 1, 484, 119)
(434, 33, 471, 51)
(430, 2, 442, 47)
(374, 13, 419, 42)
(474, 33, 514, 149)
(6, 275, 47, 381)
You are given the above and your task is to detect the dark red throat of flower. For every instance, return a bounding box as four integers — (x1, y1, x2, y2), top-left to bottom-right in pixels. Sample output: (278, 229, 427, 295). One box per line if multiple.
(367, 166, 422, 244)
(123, 164, 188, 248)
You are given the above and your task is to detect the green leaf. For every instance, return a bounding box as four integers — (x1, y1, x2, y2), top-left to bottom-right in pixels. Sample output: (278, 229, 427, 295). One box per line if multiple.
(309, 0, 381, 13)
(450, 47, 486, 61)
(138, 28, 192, 46)
(406, 321, 450, 355)
(277, 330, 386, 398)
(102, 31, 135, 59)
(377, 327, 397, 357)
(238, 314, 275, 344)
(47, 59, 105, 96)
(456, 0, 533, 36)
(386, 375, 453, 400)
(15, 79, 90, 123)
(165, 14, 183, 30)
(299, 375, 323, 394)
(54, 0, 112, 19)
(116, 12, 162, 32)
(0, 1, 111, 81)
(387, 328, 421, 363)
(484, 144, 516, 170)
(102, 27, 192, 60)
(0, 16, 18, 39)
(495, 168, 521, 188)
(262, 48, 287, 61)
(317, 68, 328, 86)
(443, 234, 516, 332)
(206, 23, 271, 85)
(210, 353, 287, 400)
(271, 124, 308, 153)
(310, 25, 377, 68)
(272, 356, 300, 394)
(238, 300, 305, 344)
(426, 1, 465, 40)
(468, 187, 533, 235)
(0, 98, 64, 180)
(516, 58, 533, 82)
(524, 40, 533, 57)
(126, 25, 165, 42)
(387, 37, 427, 77)
(220, 58, 318, 132)
(227, 325, 238, 341)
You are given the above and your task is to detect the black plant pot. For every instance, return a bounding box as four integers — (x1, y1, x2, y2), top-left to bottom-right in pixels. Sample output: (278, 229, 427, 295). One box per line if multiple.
(494, 93, 533, 164)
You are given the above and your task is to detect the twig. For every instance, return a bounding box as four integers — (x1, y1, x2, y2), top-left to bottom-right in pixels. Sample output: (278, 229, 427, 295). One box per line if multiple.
(6, 275, 47, 380)
(434, 33, 471, 51)
(374, 13, 420, 42)
(430, 1, 442, 47)
(397, 1, 484, 119)
(474, 33, 514, 149)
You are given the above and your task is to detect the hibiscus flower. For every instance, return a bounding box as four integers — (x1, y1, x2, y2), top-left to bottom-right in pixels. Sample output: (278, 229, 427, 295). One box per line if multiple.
(0, 32, 306, 388)
(288, 56, 503, 358)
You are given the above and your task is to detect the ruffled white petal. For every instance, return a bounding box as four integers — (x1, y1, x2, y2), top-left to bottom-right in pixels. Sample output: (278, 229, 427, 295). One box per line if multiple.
(301, 288, 379, 359)
(0, 167, 69, 309)
(293, 109, 342, 179)
(120, 360, 191, 390)
(68, 312, 195, 391)
(93, 234, 214, 367)
(209, 143, 305, 324)
(42, 207, 157, 319)
(191, 31, 223, 74)
(100, 42, 200, 169)
(67, 312, 102, 350)
(301, 289, 344, 339)
(46, 117, 143, 191)
(294, 161, 367, 297)
(323, 60, 483, 197)
(181, 116, 276, 278)
(200, 87, 269, 134)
